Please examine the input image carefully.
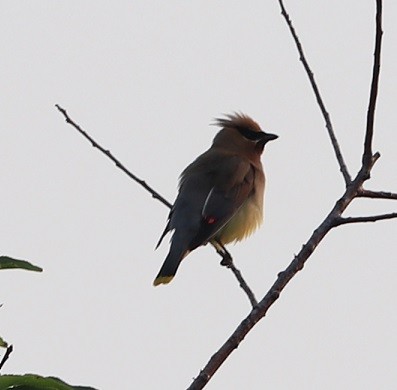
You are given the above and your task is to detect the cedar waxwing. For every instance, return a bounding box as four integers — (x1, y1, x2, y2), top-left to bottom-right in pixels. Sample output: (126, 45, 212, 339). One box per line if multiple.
(154, 113, 277, 286)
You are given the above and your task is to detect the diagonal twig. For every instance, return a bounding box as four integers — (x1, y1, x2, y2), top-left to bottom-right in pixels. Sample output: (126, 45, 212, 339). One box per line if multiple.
(55, 104, 257, 307)
(55, 104, 172, 209)
(363, 0, 383, 165)
(278, 0, 351, 186)
(357, 189, 397, 200)
(227, 263, 257, 306)
(335, 212, 397, 226)
(215, 240, 258, 307)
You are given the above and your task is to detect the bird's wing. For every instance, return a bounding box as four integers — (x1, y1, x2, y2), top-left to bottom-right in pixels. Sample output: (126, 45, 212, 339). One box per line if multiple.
(189, 156, 255, 248)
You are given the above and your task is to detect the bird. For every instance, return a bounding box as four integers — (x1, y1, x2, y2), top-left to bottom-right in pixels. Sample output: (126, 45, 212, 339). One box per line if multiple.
(153, 113, 278, 286)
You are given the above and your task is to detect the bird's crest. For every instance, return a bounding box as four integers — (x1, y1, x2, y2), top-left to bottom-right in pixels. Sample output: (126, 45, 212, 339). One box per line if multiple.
(213, 112, 262, 133)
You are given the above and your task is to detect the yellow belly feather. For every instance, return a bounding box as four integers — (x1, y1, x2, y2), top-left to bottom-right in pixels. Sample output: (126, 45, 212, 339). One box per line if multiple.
(214, 195, 263, 245)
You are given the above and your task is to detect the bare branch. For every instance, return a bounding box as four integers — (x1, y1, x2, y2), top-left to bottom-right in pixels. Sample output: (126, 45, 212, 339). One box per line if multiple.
(188, 1, 388, 388)
(278, 0, 351, 185)
(188, 175, 363, 389)
(358, 188, 397, 200)
(227, 262, 257, 307)
(55, 104, 257, 307)
(363, 0, 383, 165)
(335, 213, 397, 226)
(215, 242, 258, 307)
(55, 104, 173, 209)
(0, 345, 13, 372)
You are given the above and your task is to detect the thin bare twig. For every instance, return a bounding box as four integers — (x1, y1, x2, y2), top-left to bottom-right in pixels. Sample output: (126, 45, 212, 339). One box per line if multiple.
(363, 0, 383, 165)
(55, 104, 173, 209)
(55, 104, 257, 307)
(228, 263, 257, 306)
(0, 345, 13, 371)
(335, 212, 397, 226)
(278, 0, 351, 185)
(358, 189, 397, 200)
(215, 241, 258, 306)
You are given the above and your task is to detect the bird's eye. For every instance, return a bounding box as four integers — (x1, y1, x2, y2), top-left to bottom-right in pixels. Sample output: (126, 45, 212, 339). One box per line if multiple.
(237, 127, 264, 141)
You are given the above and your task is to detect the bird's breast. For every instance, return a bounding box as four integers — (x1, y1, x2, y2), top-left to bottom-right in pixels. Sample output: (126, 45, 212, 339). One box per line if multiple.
(215, 182, 264, 245)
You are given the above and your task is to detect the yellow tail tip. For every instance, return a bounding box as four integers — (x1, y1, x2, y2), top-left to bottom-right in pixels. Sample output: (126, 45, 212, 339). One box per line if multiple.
(153, 275, 174, 286)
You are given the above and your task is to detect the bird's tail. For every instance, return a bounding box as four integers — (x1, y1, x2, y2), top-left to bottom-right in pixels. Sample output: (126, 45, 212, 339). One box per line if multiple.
(153, 242, 189, 286)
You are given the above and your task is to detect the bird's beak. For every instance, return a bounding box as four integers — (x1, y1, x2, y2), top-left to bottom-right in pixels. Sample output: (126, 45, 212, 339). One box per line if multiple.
(265, 133, 278, 141)
(259, 132, 278, 144)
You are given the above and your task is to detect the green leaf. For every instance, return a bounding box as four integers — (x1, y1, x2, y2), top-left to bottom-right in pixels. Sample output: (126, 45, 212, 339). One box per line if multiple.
(0, 256, 43, 272)
(0, 374, 98, 389)
(0, 337, 7, 348)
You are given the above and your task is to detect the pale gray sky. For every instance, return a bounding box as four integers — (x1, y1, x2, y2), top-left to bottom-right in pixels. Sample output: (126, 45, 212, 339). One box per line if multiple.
(1, 1, 396, 389)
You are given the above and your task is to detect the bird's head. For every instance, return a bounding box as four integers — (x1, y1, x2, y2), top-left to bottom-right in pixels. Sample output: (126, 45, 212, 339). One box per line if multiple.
(212, 113, 278, 155)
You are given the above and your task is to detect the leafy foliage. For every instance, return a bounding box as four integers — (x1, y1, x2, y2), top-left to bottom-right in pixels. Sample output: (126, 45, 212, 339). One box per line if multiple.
(0, 374, 98, 389)
(0, 256, 42, 272)
(0, 337, 7, 349)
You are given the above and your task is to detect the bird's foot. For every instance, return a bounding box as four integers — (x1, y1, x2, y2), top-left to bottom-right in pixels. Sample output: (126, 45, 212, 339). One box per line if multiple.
(220, 251, 233, 267)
